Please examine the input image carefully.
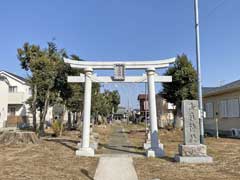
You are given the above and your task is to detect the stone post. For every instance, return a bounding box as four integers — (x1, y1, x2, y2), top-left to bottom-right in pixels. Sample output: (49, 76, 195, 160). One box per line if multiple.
(175, 100, 212, 163)
(76, 67, 94, 156)
(146, 67, 164, 157)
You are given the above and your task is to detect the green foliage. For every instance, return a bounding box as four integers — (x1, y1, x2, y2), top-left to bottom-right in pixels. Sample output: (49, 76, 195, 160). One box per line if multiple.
(17, 43, 43, 71)
(92, 89, 120, 116)
(110, 90, 120, 113)
(65, 55, 85, 113)
(51, 120, 61, 136)
(17, 41, 120, 131)
(161, 54, 197, 110)
(17, 42, 72, 134)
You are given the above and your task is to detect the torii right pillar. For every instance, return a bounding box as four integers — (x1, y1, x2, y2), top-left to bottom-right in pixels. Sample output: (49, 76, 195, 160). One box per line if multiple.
(146, 67, 165, 157)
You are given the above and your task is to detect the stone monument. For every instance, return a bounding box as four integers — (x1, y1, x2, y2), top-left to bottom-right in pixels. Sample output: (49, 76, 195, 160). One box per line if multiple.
(175, 100, 213, 163)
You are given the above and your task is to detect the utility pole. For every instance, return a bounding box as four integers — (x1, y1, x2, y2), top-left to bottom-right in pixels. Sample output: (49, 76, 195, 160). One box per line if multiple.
(145, 82, 148, 133)
(194, 0, 204, 144)
(127, 95, 129, 124)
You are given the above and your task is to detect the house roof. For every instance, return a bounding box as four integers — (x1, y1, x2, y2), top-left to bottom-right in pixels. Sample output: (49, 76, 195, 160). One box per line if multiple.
(203, 79, 240, 97)
(0, 70, 27, 84)
(137, 94, 148, 100)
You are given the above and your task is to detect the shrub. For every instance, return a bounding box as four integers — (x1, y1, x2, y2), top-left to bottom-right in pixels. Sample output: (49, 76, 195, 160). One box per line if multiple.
(52, 120, 61, 136)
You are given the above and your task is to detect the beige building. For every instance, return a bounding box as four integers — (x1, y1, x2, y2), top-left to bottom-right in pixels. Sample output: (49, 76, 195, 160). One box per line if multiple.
(203, 80, 240, 137)
(156, 94, 175, 128)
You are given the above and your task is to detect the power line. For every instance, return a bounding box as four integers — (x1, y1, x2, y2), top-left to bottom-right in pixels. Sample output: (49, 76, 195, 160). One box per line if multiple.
(204, 0, 228, 19)
(178, 0, 229, 32)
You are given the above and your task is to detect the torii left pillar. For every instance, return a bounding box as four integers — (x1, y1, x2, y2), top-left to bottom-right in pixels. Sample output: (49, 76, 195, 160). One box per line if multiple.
(76, 67, 94, 156)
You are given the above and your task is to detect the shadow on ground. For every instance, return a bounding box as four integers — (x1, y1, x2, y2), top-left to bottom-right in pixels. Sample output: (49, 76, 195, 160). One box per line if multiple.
(99, 143, 145, 156)
(43, 138, 78, 151)
(81, 169, 94, 180)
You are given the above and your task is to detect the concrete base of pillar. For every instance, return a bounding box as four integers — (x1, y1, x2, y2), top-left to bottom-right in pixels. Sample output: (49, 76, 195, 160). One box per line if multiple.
(77, 142, 98, 150)
(146, 143, 164, 157)
(143, 142, 151, 150)
(76, 147, 94, 157)
(144, 140, 162, 150)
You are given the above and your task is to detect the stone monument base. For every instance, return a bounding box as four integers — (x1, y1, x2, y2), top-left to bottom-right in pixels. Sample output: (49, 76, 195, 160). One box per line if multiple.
(76, 147, 94, 157)
(146, 143, 164, 157)
(175, 144, 213, 163)
(174, 155, 213, 163)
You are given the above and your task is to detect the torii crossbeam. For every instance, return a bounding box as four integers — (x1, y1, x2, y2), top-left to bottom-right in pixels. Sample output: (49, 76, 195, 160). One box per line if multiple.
(64, 57, 175, 69)
(68, 74, 172, 83)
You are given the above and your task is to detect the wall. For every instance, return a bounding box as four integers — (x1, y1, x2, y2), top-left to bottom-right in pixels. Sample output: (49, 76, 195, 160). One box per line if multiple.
(156, 94, 174, 128)
(203, 88, 240, 134)
(0, 71, 74, 128)
(0, 72, 33, 127)
(0, 79, 8, 128)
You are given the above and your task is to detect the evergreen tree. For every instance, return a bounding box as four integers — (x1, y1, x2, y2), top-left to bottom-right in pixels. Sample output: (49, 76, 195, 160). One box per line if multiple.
(161, 54, 197, 128)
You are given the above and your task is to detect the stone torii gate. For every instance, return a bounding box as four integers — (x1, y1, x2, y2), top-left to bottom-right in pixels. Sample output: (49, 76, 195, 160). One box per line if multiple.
(64, 58, 175, 157)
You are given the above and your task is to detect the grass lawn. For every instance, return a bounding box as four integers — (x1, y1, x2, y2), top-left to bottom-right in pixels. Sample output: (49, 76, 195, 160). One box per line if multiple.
(124, 124, 240, 180)
(1, 124, 240, 180)
(0, 130, 98, 180)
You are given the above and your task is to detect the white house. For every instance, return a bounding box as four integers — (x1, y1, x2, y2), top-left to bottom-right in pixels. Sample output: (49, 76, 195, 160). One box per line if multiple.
(0, 70, 54, 128)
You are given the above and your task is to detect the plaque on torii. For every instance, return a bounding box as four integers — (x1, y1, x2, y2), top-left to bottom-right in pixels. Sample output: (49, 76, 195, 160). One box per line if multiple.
(113, 64, 125, 81)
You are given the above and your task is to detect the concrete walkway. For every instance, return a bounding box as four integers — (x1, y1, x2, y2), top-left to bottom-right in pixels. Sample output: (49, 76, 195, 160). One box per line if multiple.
(94, 157, 138, 180)
(94, 124, 139, 180)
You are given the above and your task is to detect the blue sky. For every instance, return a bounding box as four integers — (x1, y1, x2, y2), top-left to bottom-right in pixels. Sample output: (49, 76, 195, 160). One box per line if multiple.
(0, 0, 239, 108)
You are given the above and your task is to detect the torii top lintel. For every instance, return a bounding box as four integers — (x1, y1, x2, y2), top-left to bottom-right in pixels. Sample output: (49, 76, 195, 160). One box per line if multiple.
(64, 57, 175, 70)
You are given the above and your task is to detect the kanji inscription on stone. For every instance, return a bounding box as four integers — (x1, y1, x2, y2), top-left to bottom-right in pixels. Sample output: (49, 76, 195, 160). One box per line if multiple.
(182, 100, 200, 145)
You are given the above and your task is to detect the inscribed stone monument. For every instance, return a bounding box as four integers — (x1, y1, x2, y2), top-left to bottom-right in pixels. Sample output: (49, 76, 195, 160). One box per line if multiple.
(175, 100, 213, 163)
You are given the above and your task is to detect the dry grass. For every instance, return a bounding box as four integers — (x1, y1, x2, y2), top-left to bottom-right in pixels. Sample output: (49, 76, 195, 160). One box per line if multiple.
(94, 125, 112, 145)
(1, 124, 240, 180)
(129, 125, 240, 180)
(122, 123, 146, 153)
(94, 125, 113, 154)
(0, 130, 98, 180)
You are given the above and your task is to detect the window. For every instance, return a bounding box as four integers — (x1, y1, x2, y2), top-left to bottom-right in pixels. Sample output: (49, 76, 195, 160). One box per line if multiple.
(9, 86, 17, 93)
(219, 100, 227, 118)
(205, 102, 213, 118)
(227, 99, 239, 117)
(8, 107, 16, 116)
(219, 99, 240, 118)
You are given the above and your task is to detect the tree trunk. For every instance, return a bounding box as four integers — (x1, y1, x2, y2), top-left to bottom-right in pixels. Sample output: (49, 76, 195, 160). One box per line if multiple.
(39, 109, 44, 135)
(60, 105, 66, 136)
(76, 111, 81, 129)
(32, 84, 37, 131)
(67, 111, 72, 130)
(39, 88, 50, 136)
